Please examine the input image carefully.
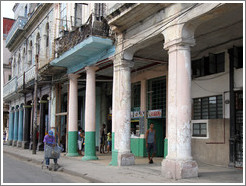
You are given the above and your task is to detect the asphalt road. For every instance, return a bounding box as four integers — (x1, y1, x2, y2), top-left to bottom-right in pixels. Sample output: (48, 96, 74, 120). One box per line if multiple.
(3, 153, 90, 183)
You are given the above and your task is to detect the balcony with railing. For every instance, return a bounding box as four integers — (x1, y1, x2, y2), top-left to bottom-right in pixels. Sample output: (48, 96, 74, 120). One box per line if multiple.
(3, 65, 36, 101)
(25, 65, 36, 84)
(55, 14, 112, 58)
(51, 14, 115, 74)
(3, 77, 17, 99)
(17, 74, 24, 89)
(6, 16, 28, 48)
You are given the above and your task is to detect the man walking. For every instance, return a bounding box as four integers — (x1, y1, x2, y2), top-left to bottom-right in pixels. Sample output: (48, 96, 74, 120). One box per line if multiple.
(145, 123, 156, 164)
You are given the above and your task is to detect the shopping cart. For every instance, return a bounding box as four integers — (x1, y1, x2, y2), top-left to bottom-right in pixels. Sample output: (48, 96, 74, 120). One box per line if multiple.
(41, 144, 63, 171)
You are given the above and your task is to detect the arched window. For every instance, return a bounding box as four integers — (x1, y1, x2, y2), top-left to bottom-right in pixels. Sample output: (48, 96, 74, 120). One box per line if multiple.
(60, 3, 67, 31)
(36, 33, 41, 55)
(24, 5, 28, 17)
(12, 58, 16, 76)
(28, 40, 33, 65)
(22, 48, 26, 71)
(46, 23, 49, 47)
(18, 53, 21, 75)
(45, 23, 50, 59)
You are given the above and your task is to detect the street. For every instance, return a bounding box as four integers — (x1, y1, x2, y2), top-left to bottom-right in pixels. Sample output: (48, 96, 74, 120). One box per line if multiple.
(3, 153, 90, 183)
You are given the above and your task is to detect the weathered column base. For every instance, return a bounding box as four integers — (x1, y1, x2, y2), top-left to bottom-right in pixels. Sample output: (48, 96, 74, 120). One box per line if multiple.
(37, 142, 44, 151)
(29, 142, 33, 150)
(12, 140, 17, 146)
(7, 140, 13, 146)
(118, 152, 135, 166)
(161, 159, 198, 179)
(17, 141, 22, 147)
(82, 131, 98, 161)
(66, 131, 79, 157)
(22, 141, 30, 149)
(109, 149, 118, 166)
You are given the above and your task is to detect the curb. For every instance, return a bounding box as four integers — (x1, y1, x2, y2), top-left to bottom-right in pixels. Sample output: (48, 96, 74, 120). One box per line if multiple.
(3, 149, 103, 183)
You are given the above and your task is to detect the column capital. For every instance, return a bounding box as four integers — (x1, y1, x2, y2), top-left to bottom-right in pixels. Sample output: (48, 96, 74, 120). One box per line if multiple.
(23, 105, 32, 108)
(85, 66, 99, 72)
(39, 100, 48, 104)
(164, 37, 195, 52)
(68, 74, 80, 80)
(114, 59, 134, 71)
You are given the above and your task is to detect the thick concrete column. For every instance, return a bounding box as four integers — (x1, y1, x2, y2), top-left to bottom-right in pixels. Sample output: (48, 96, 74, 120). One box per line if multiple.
(161, 38, 198, 179)
(110, 63, 118, 166)
(7, 109, 14, 146)
(13, 107, 19, 146)
(50, 86, 57, 135)
(82, 66, 98, 161)
(141, 80, 147, 133)
(17, 106, 24, 147)
(67, 74, 80, 157)
(22, 105, 32, 149)
(114, 60, 135, 166)
(37, 100, 47, 151)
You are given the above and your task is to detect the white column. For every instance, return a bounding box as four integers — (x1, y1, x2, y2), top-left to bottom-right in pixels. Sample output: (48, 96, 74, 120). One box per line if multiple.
(82, 66, 98, 160)
(68, 74, 80, 132)
(50, 85, 56, 134)
(67, 74, 80, 156)
(114, 60, 135, 166)
(161, 39, 198, 179)
(84, 67, 97, 132)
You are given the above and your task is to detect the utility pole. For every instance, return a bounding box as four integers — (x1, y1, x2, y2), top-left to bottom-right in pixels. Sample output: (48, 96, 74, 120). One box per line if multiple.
(32, 54, 39, 154)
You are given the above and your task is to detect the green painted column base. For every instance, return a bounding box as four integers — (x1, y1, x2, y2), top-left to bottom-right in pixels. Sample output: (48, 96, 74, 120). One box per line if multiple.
(164, 138, 168, 159)
(109, 132, 115, 166)
(109, 149, 118, 166)
(82, 131, 98, 161)
(66, 152, 79, 157)
(82, 155, 98, 161)
(67, 131, 79, 157)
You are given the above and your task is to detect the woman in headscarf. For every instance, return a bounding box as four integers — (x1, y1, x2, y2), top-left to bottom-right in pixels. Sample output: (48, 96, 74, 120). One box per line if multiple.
(43, 130, 57, 168)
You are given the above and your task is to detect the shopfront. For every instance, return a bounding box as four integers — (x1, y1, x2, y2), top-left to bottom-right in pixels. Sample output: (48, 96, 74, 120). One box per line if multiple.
(130, 76, 167, 157)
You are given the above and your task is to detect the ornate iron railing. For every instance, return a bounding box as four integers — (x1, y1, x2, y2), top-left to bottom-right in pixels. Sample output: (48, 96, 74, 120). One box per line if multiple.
(5, 16, 28, 47)
(25, 65, 36, 83)
(3, 77, 17, 98)
(55, 14, 111, 58)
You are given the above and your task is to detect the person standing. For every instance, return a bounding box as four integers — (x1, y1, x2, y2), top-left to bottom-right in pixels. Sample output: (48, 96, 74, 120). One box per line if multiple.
(100, 124, 106, 153)
(78, 127, 83, 155)
(43, 130, 57, 168)
(106, 132, 112, 153)
(145, 123, 156, 164)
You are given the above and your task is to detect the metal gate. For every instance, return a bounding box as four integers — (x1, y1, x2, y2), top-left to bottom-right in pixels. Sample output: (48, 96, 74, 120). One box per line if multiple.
(235, 91, 243, 167)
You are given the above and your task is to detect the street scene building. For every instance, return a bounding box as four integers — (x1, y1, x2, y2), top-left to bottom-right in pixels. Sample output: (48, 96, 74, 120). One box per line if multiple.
(2, 2, 244, 180)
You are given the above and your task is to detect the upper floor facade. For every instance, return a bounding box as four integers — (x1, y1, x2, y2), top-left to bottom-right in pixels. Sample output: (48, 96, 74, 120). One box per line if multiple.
(3, 3, 112, 101)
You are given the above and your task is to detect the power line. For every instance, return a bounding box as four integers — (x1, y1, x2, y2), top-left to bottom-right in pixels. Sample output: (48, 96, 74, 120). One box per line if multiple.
(114, 3, 201, 54)
(111, 3, 225, 60)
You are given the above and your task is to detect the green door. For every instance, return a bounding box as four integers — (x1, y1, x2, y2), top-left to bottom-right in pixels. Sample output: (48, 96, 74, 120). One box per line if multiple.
(147, 119, 165, 157)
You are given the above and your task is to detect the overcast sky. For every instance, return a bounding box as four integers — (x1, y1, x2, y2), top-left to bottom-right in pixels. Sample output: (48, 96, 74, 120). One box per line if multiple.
(1, 1, 15, 19)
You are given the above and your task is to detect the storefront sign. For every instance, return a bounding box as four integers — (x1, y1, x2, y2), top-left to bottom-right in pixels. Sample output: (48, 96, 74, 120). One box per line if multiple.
(147, 109, 162, 118)
(131, 111, 144, 118)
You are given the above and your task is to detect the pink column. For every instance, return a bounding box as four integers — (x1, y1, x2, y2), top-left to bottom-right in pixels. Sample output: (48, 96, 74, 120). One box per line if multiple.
(162, 41, 198, 179)
(67, 74, 80, 157)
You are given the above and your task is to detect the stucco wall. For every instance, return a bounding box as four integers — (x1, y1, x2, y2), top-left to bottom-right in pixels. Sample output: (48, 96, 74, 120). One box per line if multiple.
(191, 119, 230, 166)
(131, 64, 168, 83)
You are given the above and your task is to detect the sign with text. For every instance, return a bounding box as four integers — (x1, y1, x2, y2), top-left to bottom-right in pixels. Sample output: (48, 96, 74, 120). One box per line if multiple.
(131, 111, 144, 118)
(147, 109, 162, 118)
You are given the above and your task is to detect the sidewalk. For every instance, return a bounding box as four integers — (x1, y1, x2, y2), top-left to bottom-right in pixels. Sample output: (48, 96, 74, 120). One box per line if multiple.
(2, 144, 244, 184)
